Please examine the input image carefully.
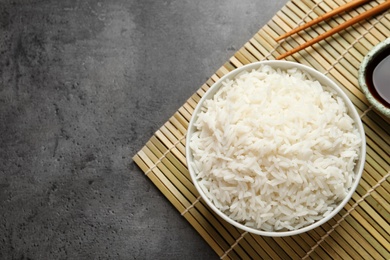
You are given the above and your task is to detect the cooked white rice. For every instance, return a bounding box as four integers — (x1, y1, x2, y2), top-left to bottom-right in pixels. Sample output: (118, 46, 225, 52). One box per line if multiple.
(189, 65, 361, 231)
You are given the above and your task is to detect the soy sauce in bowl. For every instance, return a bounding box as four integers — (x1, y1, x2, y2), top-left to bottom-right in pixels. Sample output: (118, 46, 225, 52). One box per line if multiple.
(359, 38, 390, 118)
(365, 47, 390, 108)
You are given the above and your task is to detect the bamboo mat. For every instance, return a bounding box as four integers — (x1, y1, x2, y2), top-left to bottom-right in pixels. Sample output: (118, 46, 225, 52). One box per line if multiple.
(133, 0, 390, 259)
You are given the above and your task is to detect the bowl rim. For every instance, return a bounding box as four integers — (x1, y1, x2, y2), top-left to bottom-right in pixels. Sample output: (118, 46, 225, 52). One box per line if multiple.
(358, 38, 390, 118)
(186, 60, 366, 237)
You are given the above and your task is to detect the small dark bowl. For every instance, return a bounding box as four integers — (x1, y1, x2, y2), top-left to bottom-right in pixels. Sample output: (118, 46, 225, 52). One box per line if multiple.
(358, 38, 390, 118)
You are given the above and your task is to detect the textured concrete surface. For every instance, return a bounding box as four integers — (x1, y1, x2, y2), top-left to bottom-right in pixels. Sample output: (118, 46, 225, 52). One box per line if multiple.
(0, 0, 287, 259)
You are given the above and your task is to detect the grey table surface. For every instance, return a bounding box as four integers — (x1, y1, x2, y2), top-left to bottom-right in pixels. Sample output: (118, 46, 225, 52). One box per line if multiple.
(0, 1, 288, 259)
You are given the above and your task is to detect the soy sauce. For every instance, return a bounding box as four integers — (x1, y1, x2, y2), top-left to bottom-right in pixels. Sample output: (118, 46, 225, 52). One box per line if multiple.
(365, 46, 390, 108)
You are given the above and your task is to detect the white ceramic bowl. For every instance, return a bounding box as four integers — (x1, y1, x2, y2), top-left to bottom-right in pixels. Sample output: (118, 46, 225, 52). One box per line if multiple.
(186, 60, 366, 237)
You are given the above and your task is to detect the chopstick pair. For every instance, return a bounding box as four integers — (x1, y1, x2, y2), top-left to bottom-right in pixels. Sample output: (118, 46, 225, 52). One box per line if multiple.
(276, 0, 390, 60)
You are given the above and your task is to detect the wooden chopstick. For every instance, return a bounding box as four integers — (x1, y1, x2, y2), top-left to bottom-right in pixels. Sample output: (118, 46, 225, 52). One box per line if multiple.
(275, 0, 371, 41)
(276, 0, 390, 60)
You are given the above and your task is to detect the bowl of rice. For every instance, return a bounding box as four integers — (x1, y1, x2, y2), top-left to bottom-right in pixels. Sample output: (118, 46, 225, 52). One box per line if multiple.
(186, 60, 366, 236)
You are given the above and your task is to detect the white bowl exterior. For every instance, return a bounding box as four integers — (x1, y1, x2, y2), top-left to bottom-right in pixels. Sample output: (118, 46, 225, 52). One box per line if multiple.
(186, 61, 366, 237)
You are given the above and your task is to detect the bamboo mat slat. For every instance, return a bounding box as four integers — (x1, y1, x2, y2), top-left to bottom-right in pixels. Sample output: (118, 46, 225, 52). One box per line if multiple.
(133, 0, 390, 258)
